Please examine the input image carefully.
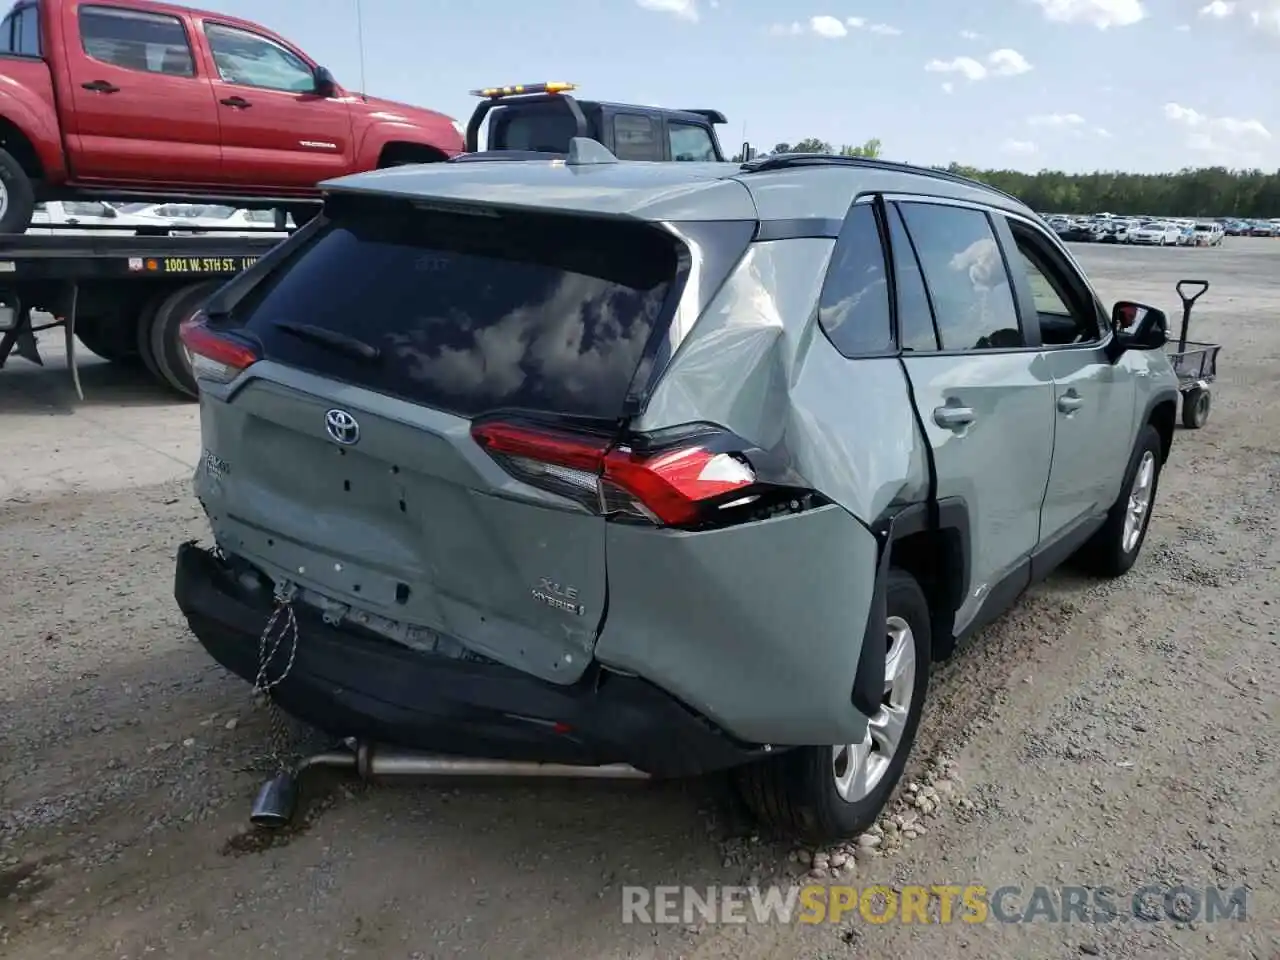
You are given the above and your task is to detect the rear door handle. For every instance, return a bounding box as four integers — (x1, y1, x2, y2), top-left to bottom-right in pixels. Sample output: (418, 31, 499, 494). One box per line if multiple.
(219, 96, 252, 108)
(1057, 394, 1083, 413)
(81, 79, 119, 93)
(933, 405, 975, 429)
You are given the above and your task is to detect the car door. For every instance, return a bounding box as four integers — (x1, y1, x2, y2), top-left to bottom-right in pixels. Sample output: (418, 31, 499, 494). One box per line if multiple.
(998, 213, 1137, 559)
(200, 20, 353, 188)
(887, 198, 1055, 633)
(62, 4, 222, 183)
(667, 120, 718, 161)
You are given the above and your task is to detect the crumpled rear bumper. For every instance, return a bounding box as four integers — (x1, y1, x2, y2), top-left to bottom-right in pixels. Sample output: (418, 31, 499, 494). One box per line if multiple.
(174, 541, 771, 777)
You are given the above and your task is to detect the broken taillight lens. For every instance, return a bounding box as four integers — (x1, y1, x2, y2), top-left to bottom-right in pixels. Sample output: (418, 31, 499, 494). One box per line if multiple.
(471, 420, 766, 527)
(179, 314, 260, 384)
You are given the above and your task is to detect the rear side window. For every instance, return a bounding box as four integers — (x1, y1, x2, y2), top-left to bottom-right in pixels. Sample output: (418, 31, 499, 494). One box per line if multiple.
(817, 203, 892, 357)
(614, 114, 658, 160)
(224, 199, 685, 421)
(897, 202, 1023, 351)
(80, 6, 193, 77)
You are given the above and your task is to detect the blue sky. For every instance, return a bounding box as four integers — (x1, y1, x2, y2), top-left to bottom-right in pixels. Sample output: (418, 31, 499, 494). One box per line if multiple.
(204, 0, 1279, 174)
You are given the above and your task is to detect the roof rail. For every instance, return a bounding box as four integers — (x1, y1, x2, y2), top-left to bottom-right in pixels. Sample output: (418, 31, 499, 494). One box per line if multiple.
(738, 153, 1024, 207)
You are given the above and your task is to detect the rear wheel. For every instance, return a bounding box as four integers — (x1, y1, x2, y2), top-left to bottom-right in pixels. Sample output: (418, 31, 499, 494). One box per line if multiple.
(76, 309, 142, 366)
(134, 289, 170, 383)
(735, 569, 931, 844)
(0, 146, 35, 235)
(149, 280, 222, 398)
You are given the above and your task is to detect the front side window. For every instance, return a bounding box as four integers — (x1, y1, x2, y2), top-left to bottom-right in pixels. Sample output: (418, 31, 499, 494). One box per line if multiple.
(668, 122, 716, 161)
(897, 202, 1023, 351)
(817, 202, 892, 356)
(1005, 222, 1103, 345)
(2, 3, 41, 56)
(204, 23, 314, 93)
(80, 6, 194, 77)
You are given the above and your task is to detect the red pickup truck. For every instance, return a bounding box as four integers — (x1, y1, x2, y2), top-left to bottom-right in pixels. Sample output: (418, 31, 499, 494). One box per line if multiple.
(0, 0, 464, 233)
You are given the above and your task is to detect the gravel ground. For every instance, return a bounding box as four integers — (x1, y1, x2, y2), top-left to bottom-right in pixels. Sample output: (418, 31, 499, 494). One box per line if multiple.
(1, 240, 1278, 959)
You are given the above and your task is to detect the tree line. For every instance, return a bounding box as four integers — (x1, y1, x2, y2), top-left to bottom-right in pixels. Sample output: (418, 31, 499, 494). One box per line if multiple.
(731, 138, 1280, 218)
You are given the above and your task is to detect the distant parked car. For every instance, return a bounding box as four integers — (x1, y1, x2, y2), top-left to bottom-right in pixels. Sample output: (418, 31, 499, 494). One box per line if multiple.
(1061, 219, 1100, 242)
(1191, 223, 1223, 247)
(1097, 220, 1132, 244)
(26, 200, 177, 235)
(1129, 221, 1180, 246)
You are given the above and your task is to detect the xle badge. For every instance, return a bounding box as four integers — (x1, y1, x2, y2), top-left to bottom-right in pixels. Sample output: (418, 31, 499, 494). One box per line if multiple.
(532, 577, 586, 616)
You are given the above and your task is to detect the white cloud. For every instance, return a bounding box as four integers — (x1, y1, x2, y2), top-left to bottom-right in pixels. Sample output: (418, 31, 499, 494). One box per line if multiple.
(1175, 22, 1192, 29)
(1095, 126, 1112, 137)
(770, 14, 903, 39)
(1245, 3, 1280, 32)
(960, 29, 982, 39)
(925, 48, 1032, 81)
(1164, 101, 1271, 161)
(941, 81, 955, 94)
(925, 56, 988, 80)
(1029, 112, 1087, 127)
(1199, 0, 1235, 15)
(1001, 139, 1038, 154)
(988, 48, 1033, 74)
(810, 14, 847, 37)
(1031, 0, 1146, 28)
(635, 0, 698, 20)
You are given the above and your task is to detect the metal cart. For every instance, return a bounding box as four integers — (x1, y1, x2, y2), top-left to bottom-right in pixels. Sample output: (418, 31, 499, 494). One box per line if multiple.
(1166, 279, 1221, 429)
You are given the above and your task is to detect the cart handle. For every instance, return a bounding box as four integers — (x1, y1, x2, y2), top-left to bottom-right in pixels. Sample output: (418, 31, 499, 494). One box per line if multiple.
(1176, 280, 1210, 306)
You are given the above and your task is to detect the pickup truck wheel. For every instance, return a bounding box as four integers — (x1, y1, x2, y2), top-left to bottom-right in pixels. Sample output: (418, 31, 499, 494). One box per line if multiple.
(734, 569, 931, 845)
(0, 147, 35, 234)
(149, 280, 220, 399)
(1075, 424, 1163, 578)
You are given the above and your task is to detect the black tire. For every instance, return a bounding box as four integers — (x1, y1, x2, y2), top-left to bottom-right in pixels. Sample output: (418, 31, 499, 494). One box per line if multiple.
(735, 569, 932, 845)
(1181, 387, 1210, 429)
(0, 146, 35, 234)
(134, 288, 170, 383)
(149, 280, 220, 398)
(76, 310, 142, 365)
(1075, 424, 1163, 578)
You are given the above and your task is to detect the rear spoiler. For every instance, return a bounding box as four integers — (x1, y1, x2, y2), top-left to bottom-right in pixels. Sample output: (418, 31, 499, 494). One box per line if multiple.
(678, 109, 728, 125)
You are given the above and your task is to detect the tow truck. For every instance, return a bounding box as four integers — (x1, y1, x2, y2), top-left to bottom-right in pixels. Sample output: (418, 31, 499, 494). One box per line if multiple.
(0, 82, 733, 401)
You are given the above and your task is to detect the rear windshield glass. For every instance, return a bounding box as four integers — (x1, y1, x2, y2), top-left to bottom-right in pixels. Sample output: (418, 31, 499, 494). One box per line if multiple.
(491, 108, 585, 152)
(222, 197, 683, 421)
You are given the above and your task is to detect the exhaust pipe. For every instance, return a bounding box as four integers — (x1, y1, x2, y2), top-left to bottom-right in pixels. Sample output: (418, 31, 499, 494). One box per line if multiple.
(249, 750, 357, 828)
(249, 742, 648, 828)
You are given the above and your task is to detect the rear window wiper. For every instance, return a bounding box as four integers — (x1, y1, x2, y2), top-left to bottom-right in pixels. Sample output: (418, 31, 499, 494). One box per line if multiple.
(272, 320, 380, 361)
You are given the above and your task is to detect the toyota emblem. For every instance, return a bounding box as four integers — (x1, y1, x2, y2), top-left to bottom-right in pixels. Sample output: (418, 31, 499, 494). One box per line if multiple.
(324, 408, 360, 445)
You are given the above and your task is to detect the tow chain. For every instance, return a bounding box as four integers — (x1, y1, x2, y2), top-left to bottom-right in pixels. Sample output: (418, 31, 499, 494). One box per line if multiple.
(253, 580, 299, 773)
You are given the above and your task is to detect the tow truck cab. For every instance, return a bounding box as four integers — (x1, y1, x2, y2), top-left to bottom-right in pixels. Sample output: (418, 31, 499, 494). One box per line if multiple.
(461, 82, 728, 162)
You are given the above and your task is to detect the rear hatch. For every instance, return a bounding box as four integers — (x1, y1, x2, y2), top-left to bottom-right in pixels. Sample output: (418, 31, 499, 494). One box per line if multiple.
(192, 193, 695, 684)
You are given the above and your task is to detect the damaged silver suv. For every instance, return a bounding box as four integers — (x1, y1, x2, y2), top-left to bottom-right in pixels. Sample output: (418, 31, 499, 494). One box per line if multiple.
(174, 142, 1181, 843)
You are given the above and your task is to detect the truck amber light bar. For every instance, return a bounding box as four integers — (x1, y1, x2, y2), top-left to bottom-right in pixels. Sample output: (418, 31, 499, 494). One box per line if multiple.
(469, 81, 576, 99)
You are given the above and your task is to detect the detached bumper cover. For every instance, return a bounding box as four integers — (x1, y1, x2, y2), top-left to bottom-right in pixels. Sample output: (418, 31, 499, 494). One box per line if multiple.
(174, 542, 769, 777)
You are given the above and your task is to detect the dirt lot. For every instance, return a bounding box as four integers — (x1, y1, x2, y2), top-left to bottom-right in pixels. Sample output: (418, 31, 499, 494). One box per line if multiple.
(1, 240, 1278, 960)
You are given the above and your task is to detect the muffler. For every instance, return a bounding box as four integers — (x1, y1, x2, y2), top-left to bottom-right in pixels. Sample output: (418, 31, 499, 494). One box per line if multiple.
(249, 741, 648, 828)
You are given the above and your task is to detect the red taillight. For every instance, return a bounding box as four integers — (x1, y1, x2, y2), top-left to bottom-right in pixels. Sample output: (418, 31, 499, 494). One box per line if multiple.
(471, 421, 760, 527)
(178, 316, 259, 384)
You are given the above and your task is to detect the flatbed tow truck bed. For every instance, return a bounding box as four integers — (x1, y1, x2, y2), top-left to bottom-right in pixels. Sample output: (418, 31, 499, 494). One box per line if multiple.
(0, 229, 288, 400)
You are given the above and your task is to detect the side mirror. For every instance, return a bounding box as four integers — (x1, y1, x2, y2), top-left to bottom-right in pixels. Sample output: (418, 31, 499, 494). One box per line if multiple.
(1109, 300, 1168, 358)
(313, 65, 336, 97)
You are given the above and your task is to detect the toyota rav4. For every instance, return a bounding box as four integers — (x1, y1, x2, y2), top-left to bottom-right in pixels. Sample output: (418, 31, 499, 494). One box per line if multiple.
(174, 145, 1181, 843)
